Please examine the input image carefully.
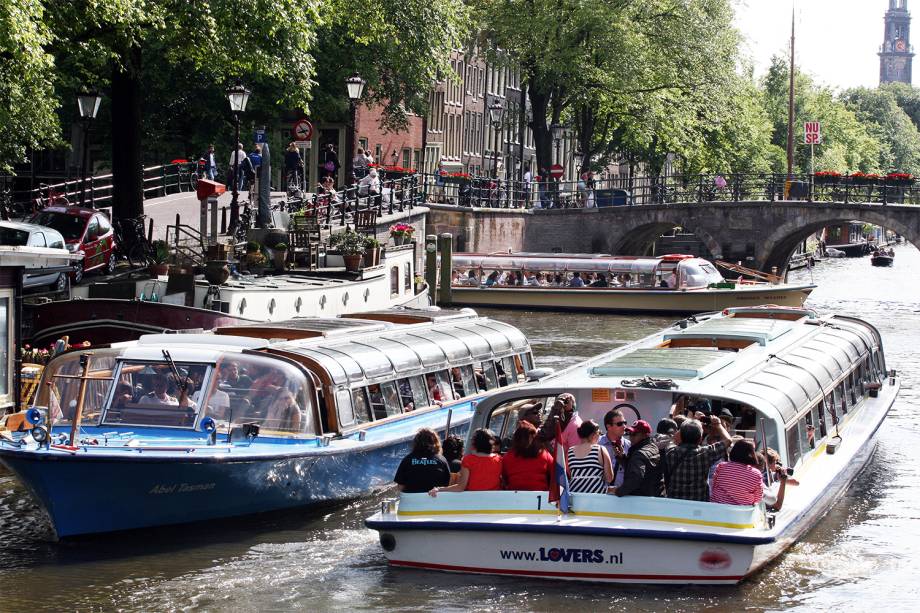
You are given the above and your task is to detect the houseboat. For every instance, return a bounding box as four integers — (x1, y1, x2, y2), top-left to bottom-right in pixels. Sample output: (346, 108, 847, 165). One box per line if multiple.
(25, 244, 427, 347)
(446, 253, 815, 313)
(367, 306, 897, 584)
(0, 309, 535, 538)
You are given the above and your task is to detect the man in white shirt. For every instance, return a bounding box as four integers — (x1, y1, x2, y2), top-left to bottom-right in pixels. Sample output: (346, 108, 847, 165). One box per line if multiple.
(138, 375, 178, 406)
(358, 168, 381, 196)
(229, 143, 246, 190)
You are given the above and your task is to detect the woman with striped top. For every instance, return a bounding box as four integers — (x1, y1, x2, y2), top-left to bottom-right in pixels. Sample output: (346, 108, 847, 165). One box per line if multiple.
(566, 420, 614, 494)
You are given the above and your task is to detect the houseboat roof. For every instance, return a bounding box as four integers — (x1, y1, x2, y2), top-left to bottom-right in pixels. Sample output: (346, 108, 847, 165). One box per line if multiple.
(562, 308, 882, 425)
(451, 252, 705, 274)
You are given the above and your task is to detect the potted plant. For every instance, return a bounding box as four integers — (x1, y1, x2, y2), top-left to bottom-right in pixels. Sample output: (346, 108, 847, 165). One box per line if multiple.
(331, 230, 365, 272)
(243, 240, 267, 274)
(813, 170, 841, 185)
(885, 172, 914, 186)
(272, 242, 288, 271)
(364, 236, 382, 267)
(149, 240, 171, 276)
(389, 223, 415, 246)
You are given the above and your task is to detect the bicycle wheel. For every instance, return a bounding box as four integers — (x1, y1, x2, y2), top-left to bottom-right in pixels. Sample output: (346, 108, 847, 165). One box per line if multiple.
(190, 172, 199, 191)
(127, 242, 151, 268)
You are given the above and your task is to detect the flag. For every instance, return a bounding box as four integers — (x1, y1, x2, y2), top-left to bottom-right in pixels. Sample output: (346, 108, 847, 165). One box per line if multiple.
(548, 420, 571, 514)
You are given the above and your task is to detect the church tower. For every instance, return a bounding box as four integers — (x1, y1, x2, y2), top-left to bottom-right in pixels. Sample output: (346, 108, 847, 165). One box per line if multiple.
(880, 0, 914, 84)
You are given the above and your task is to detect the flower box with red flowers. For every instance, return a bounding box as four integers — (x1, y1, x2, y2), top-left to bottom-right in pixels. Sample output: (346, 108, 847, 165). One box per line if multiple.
(439, 171, 471, 185)
(848, 172, 880, 185)
(814, 170, 842, 184)
(380, 165, 416, 177)
(884, 172, 914, 186)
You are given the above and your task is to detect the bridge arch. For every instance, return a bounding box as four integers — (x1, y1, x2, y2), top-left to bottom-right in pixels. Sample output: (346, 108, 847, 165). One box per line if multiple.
(611, 221, 723, 260)
(761, 210, 920, 272)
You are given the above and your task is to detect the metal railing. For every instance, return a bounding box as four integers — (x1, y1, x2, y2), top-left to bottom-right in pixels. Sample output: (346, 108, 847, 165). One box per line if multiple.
(282, 174, 423, 227)
(417, 172, 920, 209)
(5, 161, 198, 216)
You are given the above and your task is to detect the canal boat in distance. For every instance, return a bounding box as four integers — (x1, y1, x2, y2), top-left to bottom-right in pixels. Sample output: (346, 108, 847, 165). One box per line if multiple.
(0, 309, 536, 538)
(447, 253, 815, 314)
(366, 306, 898, 584)
(870, 249, 894, 267)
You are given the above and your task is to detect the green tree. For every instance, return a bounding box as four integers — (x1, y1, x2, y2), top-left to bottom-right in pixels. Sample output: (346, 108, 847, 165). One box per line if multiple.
(841, 87, 920, 174)
(0, 1, 59, 172)
(761, 57, 880, 174)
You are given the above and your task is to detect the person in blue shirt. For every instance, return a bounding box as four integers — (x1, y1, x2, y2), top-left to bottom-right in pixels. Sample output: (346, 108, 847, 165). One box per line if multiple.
(248, 144, 262, 172)
(569, 271, 585, 287)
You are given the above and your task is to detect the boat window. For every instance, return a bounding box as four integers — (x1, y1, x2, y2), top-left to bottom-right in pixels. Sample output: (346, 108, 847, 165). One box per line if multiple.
(335, 388, 355, 428)
(824, 392, 837, 430)
(352, 388, 373, 423)
(459, 365, 477, 396)
(367, 384, 388, 420)
(786, 425, 802, 467)
(813, 402, 826, 438)
(426, 370, 456, 402)
(408, 376, 430, 409)
(211, 355, 316, 434)
(848, 371, 859, 404)
(380, 381, 403, 417)
(494, 359, 510, 387)
(501, 356, 517, 385)
(35, 351, 118, 426)
(836, 382, 848, 414)
(390, 266, 400, 297)
(800, 414, 813, 451)
(404, 262, 412, 295)
(521, 352, 534, 372)
(479, 361, 499, 390)
(101, 361, 208, 428)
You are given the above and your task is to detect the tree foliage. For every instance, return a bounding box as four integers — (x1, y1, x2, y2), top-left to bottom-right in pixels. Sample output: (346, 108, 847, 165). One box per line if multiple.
(0, 1, 59, 172)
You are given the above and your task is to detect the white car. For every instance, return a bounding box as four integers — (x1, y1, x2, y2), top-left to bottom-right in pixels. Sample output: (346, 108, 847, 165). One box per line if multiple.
(0, 221, 70, 291)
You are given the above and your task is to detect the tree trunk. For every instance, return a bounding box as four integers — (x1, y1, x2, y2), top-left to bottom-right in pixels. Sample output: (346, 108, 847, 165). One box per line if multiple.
(529, 87, 554, 173)
(111, 46, 144, 220)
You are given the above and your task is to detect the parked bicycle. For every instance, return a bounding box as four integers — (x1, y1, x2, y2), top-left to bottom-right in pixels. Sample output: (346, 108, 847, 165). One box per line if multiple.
(33, 184, 70, 212)
(112, 216, 156, 269)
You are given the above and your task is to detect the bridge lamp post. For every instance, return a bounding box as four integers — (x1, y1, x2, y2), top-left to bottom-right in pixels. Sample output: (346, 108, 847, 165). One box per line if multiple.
(345, 75, 366, 186)
(77, 91, 102, 209)
(489, 102, 504, 181)
(549, 122, 563, 207)
(227, 82, 250, 234)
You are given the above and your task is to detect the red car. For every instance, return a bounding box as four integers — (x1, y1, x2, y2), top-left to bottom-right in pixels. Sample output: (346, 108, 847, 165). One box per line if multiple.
(30, 206, 116, 283)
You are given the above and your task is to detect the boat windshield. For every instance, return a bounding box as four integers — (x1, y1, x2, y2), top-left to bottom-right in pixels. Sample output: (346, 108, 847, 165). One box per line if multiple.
(34, 350, 118, 427)
(98, 354, 316, 434)
(680, 260, 723, 288)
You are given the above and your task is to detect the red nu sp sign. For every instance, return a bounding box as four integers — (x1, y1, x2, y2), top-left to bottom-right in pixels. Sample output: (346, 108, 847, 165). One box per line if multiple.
(804, 121, 821, 145)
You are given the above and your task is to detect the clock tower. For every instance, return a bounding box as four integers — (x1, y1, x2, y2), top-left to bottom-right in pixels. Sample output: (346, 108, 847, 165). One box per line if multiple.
(880, 0, 914, 84)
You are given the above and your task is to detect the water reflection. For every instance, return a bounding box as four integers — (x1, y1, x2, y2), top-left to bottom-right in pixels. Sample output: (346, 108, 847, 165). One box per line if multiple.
(1, 245, 918, 610)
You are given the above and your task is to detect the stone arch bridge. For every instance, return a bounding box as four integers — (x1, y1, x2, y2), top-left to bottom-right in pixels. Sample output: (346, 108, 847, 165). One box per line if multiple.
(426, 201, 920, 272)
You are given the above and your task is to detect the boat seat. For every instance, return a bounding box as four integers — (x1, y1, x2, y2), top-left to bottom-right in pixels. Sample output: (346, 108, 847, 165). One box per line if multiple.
(353, 210, 378, 236)
(289, 217, 322, 270)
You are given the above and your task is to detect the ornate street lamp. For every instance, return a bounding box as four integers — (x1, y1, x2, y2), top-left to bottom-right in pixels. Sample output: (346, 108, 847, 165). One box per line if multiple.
(574, 150, 584, 176)
(345, 75, 366, 185)
(489, 102, 504, 180)
(77, 91, 102, 208)
(227, 82, 250, 234)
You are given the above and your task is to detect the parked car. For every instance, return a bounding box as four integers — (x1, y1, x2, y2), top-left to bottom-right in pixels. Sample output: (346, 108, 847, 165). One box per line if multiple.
(0, 221, 71, 291)
(29, 206, 116, 283)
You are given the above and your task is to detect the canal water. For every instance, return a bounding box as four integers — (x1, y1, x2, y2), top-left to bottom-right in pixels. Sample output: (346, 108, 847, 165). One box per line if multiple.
(1, 247, 918, 611)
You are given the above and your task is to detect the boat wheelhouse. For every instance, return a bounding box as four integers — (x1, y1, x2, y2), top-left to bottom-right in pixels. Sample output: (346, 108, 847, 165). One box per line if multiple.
(366, 306, 898, 584)
(0, 309, 535, 538)
(446, 252, 815, 314)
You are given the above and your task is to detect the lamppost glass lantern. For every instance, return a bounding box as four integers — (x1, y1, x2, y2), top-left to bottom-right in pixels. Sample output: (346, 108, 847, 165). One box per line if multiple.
(77, 92, 102, 119)
(346, 75, 366, 101)
(227, 83, 251, 114)
(489, 102, 504, 128)
(77, 91, 102, 208)
(549, 122, 564, 141)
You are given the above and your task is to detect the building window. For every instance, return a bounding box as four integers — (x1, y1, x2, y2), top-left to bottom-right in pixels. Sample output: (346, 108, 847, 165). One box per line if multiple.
(358, 138, 368, 151)
(402, 148, 411, 169)
(375, 144, 382, 163)
(390, 266, 400, 296)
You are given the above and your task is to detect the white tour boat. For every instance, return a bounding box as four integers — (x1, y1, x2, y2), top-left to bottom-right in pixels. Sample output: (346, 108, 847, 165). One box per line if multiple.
(446, 252, 815, 313)
(366, 306, 897, 584)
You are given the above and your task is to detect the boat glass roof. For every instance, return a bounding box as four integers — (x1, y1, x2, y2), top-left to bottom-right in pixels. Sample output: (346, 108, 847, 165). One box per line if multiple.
(589, 348, 733, 380)
(664, 318, 795, 346)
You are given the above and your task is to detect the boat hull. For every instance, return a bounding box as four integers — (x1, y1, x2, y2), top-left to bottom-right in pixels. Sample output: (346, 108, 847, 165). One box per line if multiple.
(870, 255, 893, 267)
(375, 528, 755, 584)
(446, 285, 814, 314)
(0, 421, 469, 539)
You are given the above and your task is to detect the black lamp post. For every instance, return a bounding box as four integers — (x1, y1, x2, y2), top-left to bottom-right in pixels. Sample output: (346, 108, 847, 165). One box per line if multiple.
(489, 102, 504, 180)
(77, 91, 102, 208)
(345, 75, 366, 186)
(549, 123, 563, 206)
(574, 150, 584, 177)
(227, 83, 250, 233)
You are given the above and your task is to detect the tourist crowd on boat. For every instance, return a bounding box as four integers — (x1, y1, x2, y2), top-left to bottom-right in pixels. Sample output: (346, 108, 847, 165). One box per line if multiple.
(395, 393, 796, 510)
(454, 269, 677, 289)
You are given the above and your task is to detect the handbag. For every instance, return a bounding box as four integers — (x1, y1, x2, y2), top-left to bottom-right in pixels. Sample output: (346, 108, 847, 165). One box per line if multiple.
(323, 160, 336, 172)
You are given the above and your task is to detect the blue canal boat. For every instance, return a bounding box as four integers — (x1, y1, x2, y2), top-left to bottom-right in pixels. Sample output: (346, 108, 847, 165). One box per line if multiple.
(0, 309, 535, 538)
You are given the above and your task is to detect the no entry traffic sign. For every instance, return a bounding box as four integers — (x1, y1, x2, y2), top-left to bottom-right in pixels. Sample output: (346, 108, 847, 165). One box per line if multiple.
(292, 119, 314, 142)
(550, 163, 564, 179)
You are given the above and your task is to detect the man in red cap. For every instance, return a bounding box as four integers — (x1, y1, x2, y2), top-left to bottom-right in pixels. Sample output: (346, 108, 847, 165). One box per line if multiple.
(608, 419, 664, 497)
